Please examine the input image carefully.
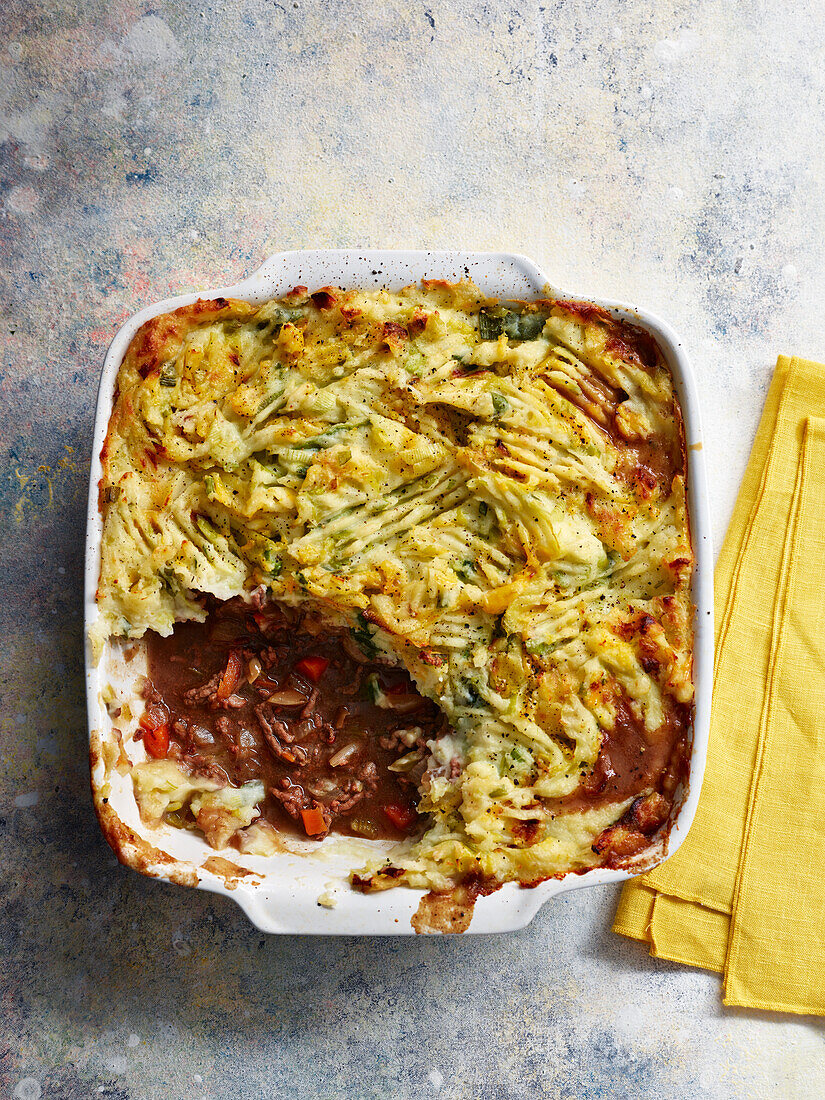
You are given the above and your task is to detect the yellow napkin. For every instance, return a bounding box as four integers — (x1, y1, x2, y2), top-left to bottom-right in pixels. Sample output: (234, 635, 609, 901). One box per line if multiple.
(614, 355, 825, 1016)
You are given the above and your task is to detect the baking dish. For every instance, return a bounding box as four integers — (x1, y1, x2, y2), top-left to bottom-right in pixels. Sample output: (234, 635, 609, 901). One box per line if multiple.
(84, 249, 713, 934)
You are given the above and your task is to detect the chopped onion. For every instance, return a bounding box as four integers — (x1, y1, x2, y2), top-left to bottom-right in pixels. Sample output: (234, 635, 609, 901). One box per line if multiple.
(267, 688, 307, 707)
(247, 657, 262, 683)
(388, 750, 423, 773)
(190, 725, 216, 747)
(329, 742, 361, 767)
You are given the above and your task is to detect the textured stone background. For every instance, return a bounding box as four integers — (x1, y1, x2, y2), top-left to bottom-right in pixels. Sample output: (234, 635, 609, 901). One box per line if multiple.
(3, 1, 825, 1097)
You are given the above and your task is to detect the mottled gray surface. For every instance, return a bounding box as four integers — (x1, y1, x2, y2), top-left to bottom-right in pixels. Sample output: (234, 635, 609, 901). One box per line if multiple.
(3, 1, 825, 1097)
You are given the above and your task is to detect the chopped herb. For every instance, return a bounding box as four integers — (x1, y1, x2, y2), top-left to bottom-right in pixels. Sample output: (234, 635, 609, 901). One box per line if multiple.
(491, 392, 508, 417)
(460, 679, 483, 708)
(158, 566, 178, 594)
(159, 364, 177, 387)
(364, 672, 382, 703)
(454, 559, 475, 583)
(479, 307, 547, 342)
(350, 611, 378, 658)
(478, 309, 503, 340)
(503, 311, 546, 340)
(507, 744, 530, 770)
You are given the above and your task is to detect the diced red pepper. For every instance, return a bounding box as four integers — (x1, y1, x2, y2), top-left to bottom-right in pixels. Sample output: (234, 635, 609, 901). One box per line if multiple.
(301, 805, 329, 836)
(295, 656, 329, 683)
(217, 650, 243, 700)
(382, 803, 417, 831)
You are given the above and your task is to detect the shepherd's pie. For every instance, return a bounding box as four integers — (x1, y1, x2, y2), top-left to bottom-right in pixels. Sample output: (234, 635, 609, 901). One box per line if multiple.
(94, 279, 694, 895)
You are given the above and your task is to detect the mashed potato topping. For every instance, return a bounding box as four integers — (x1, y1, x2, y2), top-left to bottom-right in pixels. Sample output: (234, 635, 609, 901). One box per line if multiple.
(95, 280, 694, 893)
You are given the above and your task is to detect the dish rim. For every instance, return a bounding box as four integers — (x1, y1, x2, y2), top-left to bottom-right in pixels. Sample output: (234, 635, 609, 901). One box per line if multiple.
(84, 248, 713, 935)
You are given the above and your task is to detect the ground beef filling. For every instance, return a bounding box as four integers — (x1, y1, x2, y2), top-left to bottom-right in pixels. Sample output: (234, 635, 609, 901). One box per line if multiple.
(142, 597, 447, 841)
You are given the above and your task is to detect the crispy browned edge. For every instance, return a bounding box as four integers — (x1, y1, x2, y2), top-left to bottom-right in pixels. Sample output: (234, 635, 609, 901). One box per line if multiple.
(202, 856, 258, 891)
(89, 729, 202, 888)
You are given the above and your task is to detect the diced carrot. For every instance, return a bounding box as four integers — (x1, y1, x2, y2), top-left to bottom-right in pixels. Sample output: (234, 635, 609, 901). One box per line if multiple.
(217, 650, 243, 700)
(301, 805, 328, 836)
(139, 705, 167, 732)
(295, 656, 329, 683)
(382, 803, 417, 831)
(143, 724, 170, 758)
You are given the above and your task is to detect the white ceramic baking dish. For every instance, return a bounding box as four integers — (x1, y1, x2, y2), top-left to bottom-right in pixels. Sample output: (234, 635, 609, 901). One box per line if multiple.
(85, 249, 713, 935)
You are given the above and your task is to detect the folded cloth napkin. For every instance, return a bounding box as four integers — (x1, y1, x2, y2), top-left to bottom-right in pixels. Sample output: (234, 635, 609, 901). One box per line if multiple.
(614, 355, 825, 1016)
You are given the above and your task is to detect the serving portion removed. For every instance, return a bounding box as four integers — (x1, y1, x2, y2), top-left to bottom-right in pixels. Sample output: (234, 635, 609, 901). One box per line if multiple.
(92, 276, 695, 905)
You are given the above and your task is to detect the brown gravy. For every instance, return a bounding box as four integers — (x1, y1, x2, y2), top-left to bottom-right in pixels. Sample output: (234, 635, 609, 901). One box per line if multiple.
(545, 696, 691, 817)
